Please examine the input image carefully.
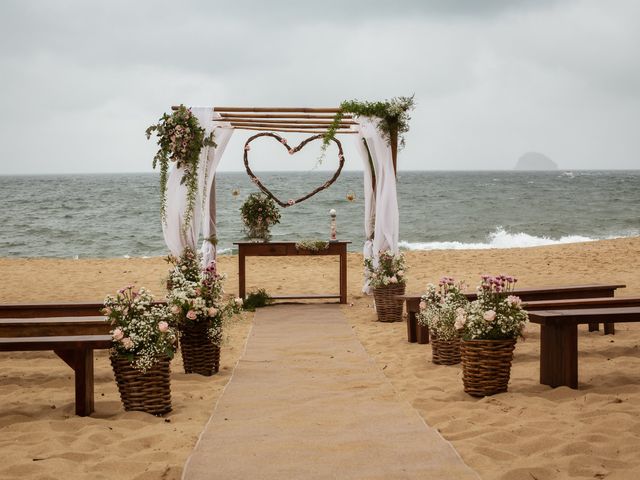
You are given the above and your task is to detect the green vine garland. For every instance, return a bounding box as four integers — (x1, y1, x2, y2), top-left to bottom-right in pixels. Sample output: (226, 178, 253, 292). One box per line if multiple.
(320, 96, 415, 160)
(146, 105, 216, 232)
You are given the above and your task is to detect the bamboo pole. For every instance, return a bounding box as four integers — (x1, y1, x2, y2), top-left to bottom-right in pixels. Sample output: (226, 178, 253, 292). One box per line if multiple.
(215, 118, 357, 125)
(227, 122, 354, 130)
(214, 107, 342, 113)
(235, 127, 356, 134)
(219, 113, 353, 120)
(390, 127, 398, 177)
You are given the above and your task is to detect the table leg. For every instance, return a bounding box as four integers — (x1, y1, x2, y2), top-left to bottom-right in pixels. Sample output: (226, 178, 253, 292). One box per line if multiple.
(416, 321, 430, 344)
(588, 323, 599, 332)
(539, 322, 578, 389)
(238, 248, 246, 300)
(604, 322, 615, 335)
(339, 247, 347, 304)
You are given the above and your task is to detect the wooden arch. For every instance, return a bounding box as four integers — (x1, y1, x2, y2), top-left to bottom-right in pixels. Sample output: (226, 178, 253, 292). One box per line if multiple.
(171, 105, 399, 173)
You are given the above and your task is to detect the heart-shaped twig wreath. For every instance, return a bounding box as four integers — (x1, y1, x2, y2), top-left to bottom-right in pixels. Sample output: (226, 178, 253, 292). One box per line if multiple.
(243, 132, 345, 208)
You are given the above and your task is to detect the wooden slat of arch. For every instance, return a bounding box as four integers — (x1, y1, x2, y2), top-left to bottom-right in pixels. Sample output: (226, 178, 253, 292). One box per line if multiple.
(215, 118, 357, 125)
(227, 122, 354, 130)
(236, 127, 356, 134)
(219, 113, 354, 120)
(214, 107, 342, 113)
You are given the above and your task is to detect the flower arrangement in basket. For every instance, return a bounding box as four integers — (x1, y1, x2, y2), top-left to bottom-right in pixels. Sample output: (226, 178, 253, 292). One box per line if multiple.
(103, 286, 177, 415)
(455, 275, 528, 397)
(365, 250, 407, 322)
(240, 192, 281, 241)
(418, 277, 469, 365)
(166, 249, 243, 376)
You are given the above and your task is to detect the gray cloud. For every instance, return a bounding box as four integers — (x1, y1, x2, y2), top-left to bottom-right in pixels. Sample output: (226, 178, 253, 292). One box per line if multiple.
(0, 0, 638, 174)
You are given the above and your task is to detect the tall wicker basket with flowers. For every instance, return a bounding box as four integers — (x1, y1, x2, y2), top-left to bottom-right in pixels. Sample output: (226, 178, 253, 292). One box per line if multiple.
(418, 277, 469, 365)
(166, 248, 243, 376)
(365, 250, 407, 322)
(455, 275, 528, 397)
(103, 286, 177, 415)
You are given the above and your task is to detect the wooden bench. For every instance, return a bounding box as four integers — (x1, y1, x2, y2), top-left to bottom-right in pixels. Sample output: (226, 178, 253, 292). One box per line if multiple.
(0, 334, 112, 416)
(528, 307, 640, 389)
(524, 297, 640, 335)
(398, 284, 626, 344)
(0, 302, 125, 416)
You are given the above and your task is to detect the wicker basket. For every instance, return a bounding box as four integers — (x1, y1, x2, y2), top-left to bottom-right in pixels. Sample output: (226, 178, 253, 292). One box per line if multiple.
(430, 333, 461, 365)
(460, 338, 516, 397)
(179, 322, 221, 376)
(111, 355, 172, 415)
(373, 284, 406, 322)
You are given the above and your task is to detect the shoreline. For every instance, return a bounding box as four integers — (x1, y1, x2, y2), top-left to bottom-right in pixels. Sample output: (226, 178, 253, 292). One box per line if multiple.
(1, 236, 640, 479)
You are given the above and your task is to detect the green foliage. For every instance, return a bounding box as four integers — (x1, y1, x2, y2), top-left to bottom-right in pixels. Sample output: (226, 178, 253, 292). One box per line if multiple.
(320, 96, 415, 161)
(146, 105, 216, 233)
(242, 289, 273, 311)
(295, 240, 330, 252)
(240, 193, 281, 240)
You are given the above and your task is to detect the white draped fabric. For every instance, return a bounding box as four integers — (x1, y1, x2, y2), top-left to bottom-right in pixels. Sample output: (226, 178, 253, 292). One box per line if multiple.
(355, 117, 400, 293)
(161, 108, 233, 267)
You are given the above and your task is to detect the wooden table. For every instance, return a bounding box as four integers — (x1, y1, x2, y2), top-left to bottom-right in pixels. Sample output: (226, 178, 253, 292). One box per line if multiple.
(528, 307, 640, 389)
(398, 284, 626, 344)
(234, 241, 350, 304)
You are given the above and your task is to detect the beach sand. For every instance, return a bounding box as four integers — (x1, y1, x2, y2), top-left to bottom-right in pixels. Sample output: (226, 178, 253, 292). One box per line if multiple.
(1, 237, 639, 479)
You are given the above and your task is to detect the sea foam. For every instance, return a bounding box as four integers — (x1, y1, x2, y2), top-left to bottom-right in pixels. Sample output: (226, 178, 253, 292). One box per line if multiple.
(399, 227, 598, 251)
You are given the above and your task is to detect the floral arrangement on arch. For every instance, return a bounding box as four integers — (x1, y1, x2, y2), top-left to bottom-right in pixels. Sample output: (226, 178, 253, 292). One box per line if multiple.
(364, 250, 407, 288)
(456, 275, 528, 340)
(166, 250, 243, 345)
(103, 286, 177, 372)
(240, 192, 281, 240)
(418, 277, 469, 341)
(146, 105, 216, 231)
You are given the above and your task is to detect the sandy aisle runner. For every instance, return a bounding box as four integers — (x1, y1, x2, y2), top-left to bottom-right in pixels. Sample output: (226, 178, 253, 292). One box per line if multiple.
(182, 304, 478, 480)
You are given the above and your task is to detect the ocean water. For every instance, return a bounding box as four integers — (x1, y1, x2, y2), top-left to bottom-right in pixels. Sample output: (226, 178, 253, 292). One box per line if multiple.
(0, 170, 638, 258)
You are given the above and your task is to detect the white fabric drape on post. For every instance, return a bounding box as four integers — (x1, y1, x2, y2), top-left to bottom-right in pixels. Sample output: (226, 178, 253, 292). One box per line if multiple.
(161, 108, 233, 266)
(200, 119, 233, 266)
(354, 116, 400, 294)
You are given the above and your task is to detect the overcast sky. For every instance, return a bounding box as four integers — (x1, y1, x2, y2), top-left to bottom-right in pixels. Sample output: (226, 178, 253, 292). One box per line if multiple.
(0, 0, 638, 174)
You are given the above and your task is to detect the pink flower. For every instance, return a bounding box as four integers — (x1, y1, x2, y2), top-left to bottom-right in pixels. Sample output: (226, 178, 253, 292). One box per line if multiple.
(103, 307, 112, 315)
(112, 328, 124, 341)
(170, 305, 180, 315)
(234, 297, 244, 307)
(280, 138, 287, 144)
(186, 310, 197, 320)
(483, 310, 497, 321)
(389, 276, 398, 284)
(288, 199, 295, 206)
(195, 287, 201, 295)
(207, 306, 218, 317)
(158, 321, 169, 332)
(397, 270, 404, 276)
(419, 301, 427, 310)
(289, 149, 294, 155)
(244, 145, 251, 151)
(507, 295, 522, 307)
(121, 337, 134, 350)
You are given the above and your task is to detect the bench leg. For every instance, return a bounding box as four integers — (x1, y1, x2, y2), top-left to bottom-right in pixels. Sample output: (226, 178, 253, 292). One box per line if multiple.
(604, 322, 615, 335)
(54, 348, 95, 416)
(407, 311, 417, 343)
(417, 322, 430, 344)
(539, 322, 578, 389)
(588, 322, 599, 332)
